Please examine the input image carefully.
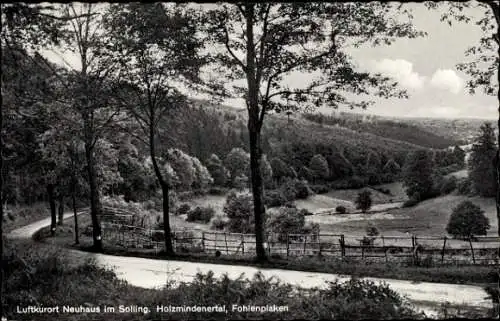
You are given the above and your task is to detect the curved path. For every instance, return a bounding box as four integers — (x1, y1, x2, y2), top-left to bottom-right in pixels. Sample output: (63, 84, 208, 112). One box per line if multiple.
(7, 212, 494, 317)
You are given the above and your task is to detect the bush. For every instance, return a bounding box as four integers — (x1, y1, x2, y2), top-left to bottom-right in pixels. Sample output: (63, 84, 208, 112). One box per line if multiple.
(446, 201, 490, 238)
(294, 180, 311, 199)
(299, 209, 314, 216)
(355, 190, 372, 213)
(457, 178, 473, 195)
(223, 192, 255, 233)
(264, 190, 288, 208)
(210, 215, 227, 231)
(439, 176, 457, 195)
(186, 206, 215, 223)
(402, 198, 419, 208)
(335, 206, 347, 214)
(266, 206, 307, 242)
(280, 179, 298, 201)
(310, 184, 330, 194)
(366, 224, 379, 237)
(176, 203, 191, 216)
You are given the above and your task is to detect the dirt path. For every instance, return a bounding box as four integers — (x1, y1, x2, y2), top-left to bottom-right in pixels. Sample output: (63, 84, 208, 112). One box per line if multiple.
(7, 212, 494, 318)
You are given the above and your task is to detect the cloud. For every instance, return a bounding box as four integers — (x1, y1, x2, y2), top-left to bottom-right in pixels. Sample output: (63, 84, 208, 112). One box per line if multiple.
(430, 69, 463, 94)
(370, 59, 426, 90)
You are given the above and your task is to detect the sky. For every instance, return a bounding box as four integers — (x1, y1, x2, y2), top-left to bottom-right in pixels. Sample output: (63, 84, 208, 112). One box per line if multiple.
(41, 2, 498, 120)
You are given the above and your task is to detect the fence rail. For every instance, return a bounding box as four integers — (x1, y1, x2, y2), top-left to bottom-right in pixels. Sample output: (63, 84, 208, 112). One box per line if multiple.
(100, 221, 500, 266)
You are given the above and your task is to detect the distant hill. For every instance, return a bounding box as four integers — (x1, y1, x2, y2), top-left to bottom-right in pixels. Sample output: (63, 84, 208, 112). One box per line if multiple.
(301, 112, 462, 149)
(394, 117, 497, 145)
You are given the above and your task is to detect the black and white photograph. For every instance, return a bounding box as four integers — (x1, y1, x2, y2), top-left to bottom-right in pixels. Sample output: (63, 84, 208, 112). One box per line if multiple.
(1, 2, 499, 320)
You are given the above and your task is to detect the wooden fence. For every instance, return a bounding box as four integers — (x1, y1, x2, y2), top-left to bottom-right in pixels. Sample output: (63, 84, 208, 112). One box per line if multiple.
(100, 222, 500, 266)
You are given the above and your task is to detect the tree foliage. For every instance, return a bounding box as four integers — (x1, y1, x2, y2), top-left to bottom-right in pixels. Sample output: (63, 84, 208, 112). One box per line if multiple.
(355, 190, 372, 213)
(206, 154, 230, 187)
(224, 148, 250, 184)
(446, 200, 490, 238)
(402, 150, 436, 200)
(469, 122, 497, 197)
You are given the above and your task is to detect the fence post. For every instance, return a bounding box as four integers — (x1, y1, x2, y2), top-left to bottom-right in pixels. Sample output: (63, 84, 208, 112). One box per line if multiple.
(201, 231, 205, 252)
(241, 234, 245, 254)
(224, 232, 229, 254)
(286, 234, 290, 258)
(441, 236, 447, 263)
(340, 235, 345, 258)
(382, 236, 388, 263)
(318, 234, 321, 256)
(469, 237, 476, 264)
(303, 235, 308, 255)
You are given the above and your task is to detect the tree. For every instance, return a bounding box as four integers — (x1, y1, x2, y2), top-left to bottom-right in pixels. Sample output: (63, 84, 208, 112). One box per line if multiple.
(402, 150, 436, 200)
(266, 205, 307, 242)
(191, 156, 213, 189)
(54, 3, 129, 252)
(206, 154, 230, 186)
(203, 3, 424, 261)
(104, 3, 208, 255)
(167, 149, 196, 190)
(223, 191, 255, 233)
(446, 200, 490, 239)
(383, 158, 401, 180)
(427, 1, 499, 236)
(355, 190, 372, 213)
(469, 123, 497, 197)
(270, 157, 296, 184)
(309, 154, 329, 182)
(224, 148, 250, 184)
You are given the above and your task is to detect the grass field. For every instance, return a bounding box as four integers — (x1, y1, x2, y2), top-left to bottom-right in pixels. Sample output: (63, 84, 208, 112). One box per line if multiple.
(328, 194, 497, 237)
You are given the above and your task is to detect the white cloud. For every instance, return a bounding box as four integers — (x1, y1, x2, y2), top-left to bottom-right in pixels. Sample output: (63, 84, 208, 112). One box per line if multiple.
(370, 59, 426, 90)
(430, 69, 463, 94)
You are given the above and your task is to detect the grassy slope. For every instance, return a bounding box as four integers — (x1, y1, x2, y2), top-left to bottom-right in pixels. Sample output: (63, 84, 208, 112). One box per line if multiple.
(329, 194, 497, 237)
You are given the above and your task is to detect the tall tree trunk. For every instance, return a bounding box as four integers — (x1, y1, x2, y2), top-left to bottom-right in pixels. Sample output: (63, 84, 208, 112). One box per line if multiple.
(71, 176, 79, 245)
(149, 122, 174, 255)
(245, 4, 267, 261)
(85, 143, 102, 251)
(57, 193, 64, 225)
(1, 54, 4, 298)
(249, 127, 267, 261)
(47, 184, 57, 236)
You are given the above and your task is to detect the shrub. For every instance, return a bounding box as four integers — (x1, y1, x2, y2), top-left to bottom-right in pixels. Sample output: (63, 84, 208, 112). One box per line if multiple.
(299, 209, 314, 216)
(186, 206, 215, 223)
(294, 180, 311, 199)
(210, 215, 227, 231)
(355, 190, 372, 213)
(310, 184, 329, 194)
(264, 190, 288, 208)
(280, 179, 298, 201)
(176, 203, 191, 216)
(366, 224, 379, 237)
(335, 206, 347, 214)
(457, 178, 473, 195)
(402, 198, 419, 208)
(223, 192, 255, 233)
(266, 206, 306, 242)
(439, 176, 457, 195)
(347, 175, 367, 189)
(446, 201, 490, 239)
